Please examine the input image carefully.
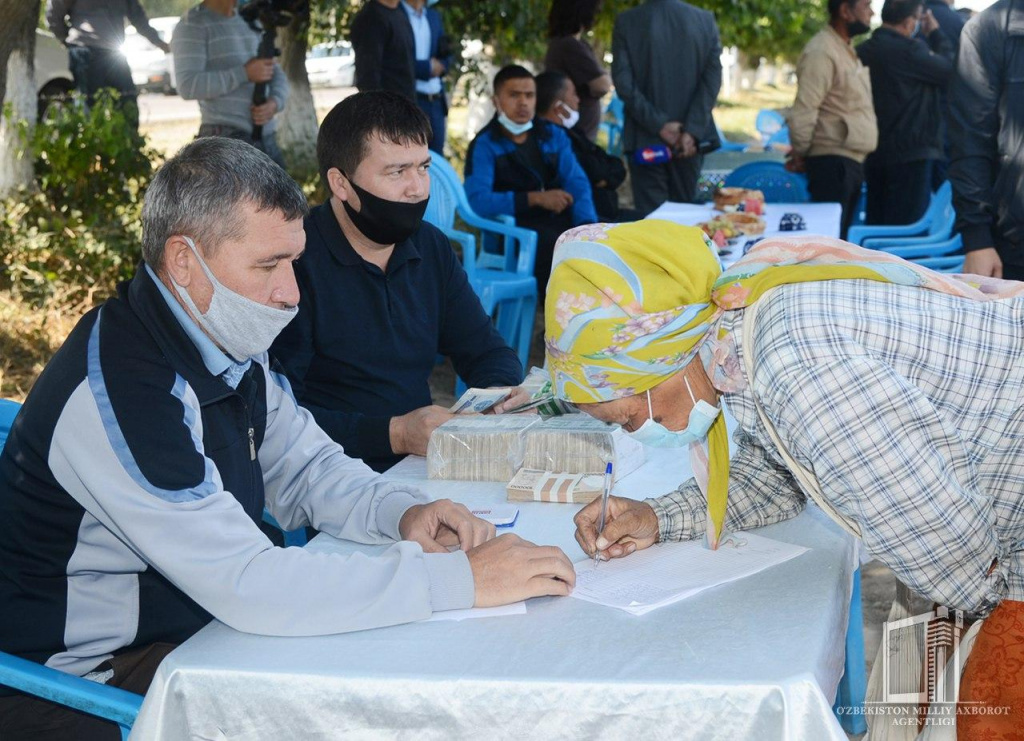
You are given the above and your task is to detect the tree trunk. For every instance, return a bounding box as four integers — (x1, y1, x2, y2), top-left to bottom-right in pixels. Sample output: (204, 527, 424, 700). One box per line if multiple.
(276, 10, 318, 182)
(0, 0, 42, 197)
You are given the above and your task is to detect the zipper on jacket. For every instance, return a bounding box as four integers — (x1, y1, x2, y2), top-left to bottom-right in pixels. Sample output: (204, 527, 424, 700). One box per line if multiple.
(248, 426, 256, 461)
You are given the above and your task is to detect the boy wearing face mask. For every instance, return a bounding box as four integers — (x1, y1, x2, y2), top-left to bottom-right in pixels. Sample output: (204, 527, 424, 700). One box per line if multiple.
(536, 70, 637, 223)
(271, 91, 526, 474)
(464, 65, 597, 297)
(786, 0, 878, 239)
(857, 0, 953, 226)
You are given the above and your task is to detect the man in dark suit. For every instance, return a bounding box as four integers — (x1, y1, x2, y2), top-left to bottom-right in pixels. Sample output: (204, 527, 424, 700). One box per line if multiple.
(612, 0, 722, 215)
(401, 0, 451, 153)
(350, 0, 416, 99)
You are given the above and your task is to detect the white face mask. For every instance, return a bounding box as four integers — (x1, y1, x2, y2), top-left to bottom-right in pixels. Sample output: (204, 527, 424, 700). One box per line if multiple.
(497, 108, 533, 136)
(172, 237, 298, 362)
(626, 377, 721, 448)
(557, 101, 580, 129)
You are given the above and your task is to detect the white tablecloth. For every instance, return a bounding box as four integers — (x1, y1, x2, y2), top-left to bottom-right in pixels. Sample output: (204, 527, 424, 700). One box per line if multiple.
(647, 201, 843, 264)
(131, 448, 857, 740)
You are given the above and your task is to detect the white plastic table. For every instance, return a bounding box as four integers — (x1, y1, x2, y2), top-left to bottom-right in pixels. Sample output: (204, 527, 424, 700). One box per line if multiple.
(647, 201, 843, 264)
(131, 446, 858, 740)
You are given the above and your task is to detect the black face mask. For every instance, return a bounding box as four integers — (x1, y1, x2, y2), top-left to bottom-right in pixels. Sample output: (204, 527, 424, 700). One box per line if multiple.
(847, 19, 871, 36)
(341, 176, 428, 246)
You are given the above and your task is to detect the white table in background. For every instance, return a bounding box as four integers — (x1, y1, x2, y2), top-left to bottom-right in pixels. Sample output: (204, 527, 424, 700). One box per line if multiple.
(131, 448, 857, 740)
(647, 201, 843, 264)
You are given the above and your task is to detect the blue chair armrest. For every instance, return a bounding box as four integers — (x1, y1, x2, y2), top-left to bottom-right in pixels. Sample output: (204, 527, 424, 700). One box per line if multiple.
(440, 226, 478, 277)
(0, 651, 143, 730)
(456, 209, 538, 276)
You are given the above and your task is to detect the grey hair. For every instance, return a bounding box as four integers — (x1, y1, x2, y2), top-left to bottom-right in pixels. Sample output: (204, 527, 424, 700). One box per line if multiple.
(141, 137, 309, 268)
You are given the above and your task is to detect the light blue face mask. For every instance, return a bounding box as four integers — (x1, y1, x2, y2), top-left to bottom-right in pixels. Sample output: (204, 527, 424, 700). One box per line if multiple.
(626, 378, 721, 448)
(498, 111, 533, 136)
(912, 18, 922, 36)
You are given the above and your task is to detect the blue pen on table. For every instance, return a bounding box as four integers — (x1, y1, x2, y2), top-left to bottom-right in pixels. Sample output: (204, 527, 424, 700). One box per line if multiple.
(594, 461, 613, 567)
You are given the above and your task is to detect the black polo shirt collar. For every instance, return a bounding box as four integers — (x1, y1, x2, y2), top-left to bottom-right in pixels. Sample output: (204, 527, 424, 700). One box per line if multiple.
(307, 200, 423, 276)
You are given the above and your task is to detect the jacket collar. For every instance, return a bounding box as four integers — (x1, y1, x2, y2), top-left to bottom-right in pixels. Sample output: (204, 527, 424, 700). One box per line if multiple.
(307, 201, 422, 275)
(484, 115, 552, 144)
(126, 265, 238, 403)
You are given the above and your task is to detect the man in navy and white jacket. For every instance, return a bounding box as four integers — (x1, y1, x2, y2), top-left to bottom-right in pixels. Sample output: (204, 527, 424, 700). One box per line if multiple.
(0, 137, 574, 739)
(465, 64, 596, 297)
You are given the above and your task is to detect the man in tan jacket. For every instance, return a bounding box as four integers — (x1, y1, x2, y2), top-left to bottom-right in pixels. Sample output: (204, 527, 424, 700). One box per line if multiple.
(786, 0, 878, 238)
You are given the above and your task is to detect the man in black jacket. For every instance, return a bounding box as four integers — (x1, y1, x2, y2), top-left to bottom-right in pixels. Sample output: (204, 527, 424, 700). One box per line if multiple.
(858, 0, 953, 225)
(535, 70, 638, 223)
(948, 0, 1024, 279)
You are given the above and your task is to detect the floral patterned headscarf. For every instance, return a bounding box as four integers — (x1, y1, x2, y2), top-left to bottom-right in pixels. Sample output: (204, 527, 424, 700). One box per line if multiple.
(545, 220, 1024, 547)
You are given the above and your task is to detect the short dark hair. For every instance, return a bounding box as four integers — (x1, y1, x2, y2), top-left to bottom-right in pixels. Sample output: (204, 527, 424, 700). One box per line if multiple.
(535, 70, 571, 115)
(316, 90, 431, 186)
(828, 0, 855, 17)
(142, 137, 308, 268)
(493, 64, 535, 95)
(881, 0, 922, 24)
(548, 0, 601, 37)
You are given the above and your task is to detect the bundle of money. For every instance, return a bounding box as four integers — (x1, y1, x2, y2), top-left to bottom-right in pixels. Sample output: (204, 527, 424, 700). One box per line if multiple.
(506, 469, 605, 504)
(426, 414, 645, 482)
(449, 387, 512, 414)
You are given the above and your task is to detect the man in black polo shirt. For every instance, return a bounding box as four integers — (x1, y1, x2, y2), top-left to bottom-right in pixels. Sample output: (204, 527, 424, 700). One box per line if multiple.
(271, 91, 525, 472)
(350, 0, 416, 99)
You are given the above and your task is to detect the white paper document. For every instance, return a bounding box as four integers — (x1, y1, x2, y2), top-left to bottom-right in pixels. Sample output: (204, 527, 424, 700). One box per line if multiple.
(424, 602, 527, 622)
(570, 533, 808, 615)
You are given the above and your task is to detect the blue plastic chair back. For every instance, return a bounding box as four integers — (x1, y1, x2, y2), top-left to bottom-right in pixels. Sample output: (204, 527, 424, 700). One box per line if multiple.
(755, 109, 786, 144)
(423, 152, 539, 373)
(0, 399, 144, 741)
(723, 161, 810, 203)
(848, 182, 952, 246)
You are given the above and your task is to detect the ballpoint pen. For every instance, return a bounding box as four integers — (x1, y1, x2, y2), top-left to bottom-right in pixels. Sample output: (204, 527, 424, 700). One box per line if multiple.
(594, 461, 613, 567)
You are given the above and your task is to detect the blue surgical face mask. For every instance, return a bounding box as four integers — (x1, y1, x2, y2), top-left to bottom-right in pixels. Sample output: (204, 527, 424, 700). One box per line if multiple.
(626, 378, 721, 448)
(497, 110, 533, 136)
(912, 19, 922, 36)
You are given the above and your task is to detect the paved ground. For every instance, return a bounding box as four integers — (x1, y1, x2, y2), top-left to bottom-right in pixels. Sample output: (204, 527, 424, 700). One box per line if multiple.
(135, 87, 356, 125)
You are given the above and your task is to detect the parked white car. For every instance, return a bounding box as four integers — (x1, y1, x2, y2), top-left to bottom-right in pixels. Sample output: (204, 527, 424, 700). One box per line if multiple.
(35, 29, 75, 117)
(121, 16, 179, 95)
(305, 41, 355, 88)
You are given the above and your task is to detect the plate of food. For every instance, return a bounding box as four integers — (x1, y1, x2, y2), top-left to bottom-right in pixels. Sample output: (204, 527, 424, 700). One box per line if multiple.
(698, 212, 766, 249)
(713, 187, 765, 215)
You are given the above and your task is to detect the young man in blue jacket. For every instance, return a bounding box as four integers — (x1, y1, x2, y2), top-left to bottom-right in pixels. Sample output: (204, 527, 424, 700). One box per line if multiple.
(464, 64, 597, 297)
(0, 136, 573, 740)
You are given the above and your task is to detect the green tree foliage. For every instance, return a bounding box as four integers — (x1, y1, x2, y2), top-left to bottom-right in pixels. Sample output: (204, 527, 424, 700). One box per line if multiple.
(308, 0, 824, 69)
(1, 93, 157, 305)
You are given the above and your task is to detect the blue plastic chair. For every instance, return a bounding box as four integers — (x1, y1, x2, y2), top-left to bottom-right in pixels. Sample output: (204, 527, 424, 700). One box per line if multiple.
(0, 399, 144, 741)
(599, 92, 624, 156)
(847, 182, 952, 247)
(755, 109, 786, 146)
(723, 161, 810, 203)
(424, 152, 538, 374)
(833, 567, 868, 735)
(715, 124, 748, 152)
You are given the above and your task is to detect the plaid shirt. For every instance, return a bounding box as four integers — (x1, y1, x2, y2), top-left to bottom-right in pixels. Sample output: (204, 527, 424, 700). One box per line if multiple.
(648, 280, 1024, 617)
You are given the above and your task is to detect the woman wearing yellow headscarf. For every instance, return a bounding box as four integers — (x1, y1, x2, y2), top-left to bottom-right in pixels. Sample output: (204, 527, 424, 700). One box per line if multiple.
(547, 219, 1024, 734)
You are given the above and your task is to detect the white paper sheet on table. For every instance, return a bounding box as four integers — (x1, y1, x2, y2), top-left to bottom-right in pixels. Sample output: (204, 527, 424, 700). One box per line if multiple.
(424, 602, 526, 622)
(571, 533, 808, 615)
